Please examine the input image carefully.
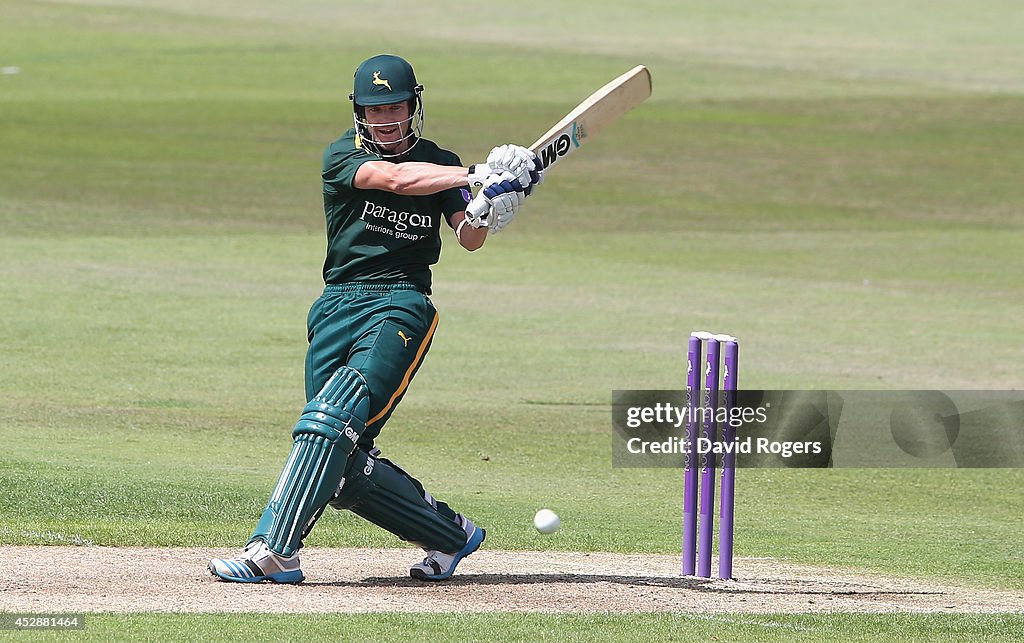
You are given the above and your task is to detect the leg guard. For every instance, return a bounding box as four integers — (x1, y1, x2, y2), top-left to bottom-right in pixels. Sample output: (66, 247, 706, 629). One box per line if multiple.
(251, 367, 369, 556)
(330, 449, 467, 553)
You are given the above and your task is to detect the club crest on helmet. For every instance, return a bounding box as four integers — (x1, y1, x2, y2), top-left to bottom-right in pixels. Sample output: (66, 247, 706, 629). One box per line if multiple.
(371, 71, 392, 92)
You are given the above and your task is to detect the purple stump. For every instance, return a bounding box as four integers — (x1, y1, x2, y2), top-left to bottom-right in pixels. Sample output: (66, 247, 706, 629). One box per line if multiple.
(697, 336, 720, 578)
(718, 337, 739, 580)
(682, 334, 703, 576)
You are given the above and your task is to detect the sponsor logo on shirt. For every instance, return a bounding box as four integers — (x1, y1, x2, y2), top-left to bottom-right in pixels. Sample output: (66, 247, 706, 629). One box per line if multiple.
(360, 200, 434, 240)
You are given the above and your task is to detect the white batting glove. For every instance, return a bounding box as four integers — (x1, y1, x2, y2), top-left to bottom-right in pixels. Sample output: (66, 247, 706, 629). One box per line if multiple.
(463, 172, 525, 231)
(496, 145, 545, 196)
(486, 144, 537, 190)
(463, 193, 490, 228)
(488, 186, 525, 234)
(467, 163, 491, 189)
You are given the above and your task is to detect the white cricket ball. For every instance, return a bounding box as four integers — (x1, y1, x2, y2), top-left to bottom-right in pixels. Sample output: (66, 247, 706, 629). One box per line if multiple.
(533, 508, 560, 534)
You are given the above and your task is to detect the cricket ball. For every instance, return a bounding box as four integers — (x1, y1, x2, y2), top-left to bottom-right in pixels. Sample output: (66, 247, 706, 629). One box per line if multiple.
(533, 508, 560, 534)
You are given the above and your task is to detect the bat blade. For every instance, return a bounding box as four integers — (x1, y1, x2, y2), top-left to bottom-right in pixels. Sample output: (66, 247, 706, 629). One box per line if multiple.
(462, 65, 651, 225)
(530, 65, 652, 171)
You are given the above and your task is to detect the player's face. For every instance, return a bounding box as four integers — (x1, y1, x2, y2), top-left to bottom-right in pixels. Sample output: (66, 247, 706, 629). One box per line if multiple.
(364, 102, 411, 151)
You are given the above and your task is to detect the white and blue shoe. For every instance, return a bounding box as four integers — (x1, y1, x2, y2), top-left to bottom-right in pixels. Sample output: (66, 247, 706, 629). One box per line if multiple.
(409, 515, 485, 581)
(209, 540, 304, 584)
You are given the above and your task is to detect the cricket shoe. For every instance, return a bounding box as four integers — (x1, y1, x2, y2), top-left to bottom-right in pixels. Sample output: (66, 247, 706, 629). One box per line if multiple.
(209, 540, 305, 584)
(409, 514, 485, 581)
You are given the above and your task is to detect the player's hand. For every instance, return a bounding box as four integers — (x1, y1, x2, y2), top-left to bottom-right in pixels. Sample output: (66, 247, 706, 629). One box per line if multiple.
(523, 150, 544, 196)
(493, 146, 544, 196)
(486, 144, 537, 190)
(488, 182, 525, 233)
(464, 172, 525, 230)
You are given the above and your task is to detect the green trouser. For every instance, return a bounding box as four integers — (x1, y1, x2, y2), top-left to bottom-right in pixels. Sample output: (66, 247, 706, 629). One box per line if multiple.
(250, 282, 465, 555)
(304, 282, 438, 442)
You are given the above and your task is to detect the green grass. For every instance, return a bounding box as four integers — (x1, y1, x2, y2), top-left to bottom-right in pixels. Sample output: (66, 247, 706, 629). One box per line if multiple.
(2, 0, 1024, 639)
(7, 613, 1023, 642)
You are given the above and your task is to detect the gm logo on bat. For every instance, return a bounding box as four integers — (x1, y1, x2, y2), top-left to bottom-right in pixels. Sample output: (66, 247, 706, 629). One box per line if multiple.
(538, 120, 586, 169)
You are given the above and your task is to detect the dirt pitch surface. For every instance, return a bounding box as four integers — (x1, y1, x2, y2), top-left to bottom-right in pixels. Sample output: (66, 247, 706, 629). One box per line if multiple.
(2, 546, 1021, 614)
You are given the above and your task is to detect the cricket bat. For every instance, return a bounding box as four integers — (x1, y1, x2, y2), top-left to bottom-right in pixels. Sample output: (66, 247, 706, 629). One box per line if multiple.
(529, 64, 652, 171)
(467, 65, 652, 219)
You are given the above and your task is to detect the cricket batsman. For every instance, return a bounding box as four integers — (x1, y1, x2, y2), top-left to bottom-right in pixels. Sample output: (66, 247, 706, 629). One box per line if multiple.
(209, 54, 541, 583)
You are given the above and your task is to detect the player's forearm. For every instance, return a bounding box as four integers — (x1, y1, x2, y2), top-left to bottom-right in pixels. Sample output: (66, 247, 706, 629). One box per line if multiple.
(391, 162, 471, 195)
(356, 161, 469, 195)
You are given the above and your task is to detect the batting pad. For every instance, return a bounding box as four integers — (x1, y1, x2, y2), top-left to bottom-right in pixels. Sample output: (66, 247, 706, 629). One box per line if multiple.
(252, 367, 369, 556)
(331, 449, 467, 553)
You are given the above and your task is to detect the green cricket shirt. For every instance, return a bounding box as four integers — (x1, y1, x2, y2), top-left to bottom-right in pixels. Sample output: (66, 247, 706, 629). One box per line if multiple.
(320, 129, 471, 292)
